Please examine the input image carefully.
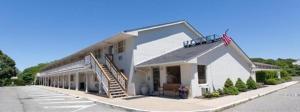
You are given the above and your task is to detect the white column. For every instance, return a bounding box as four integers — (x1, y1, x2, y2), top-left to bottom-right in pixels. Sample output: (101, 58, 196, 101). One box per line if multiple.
(68, 74, 71, 90)
(57, 75, 60, 88)
(85, 72, 88, 93)
(62, 75, 65, 89)
(47, 77, 49, 86)
(76, 72, 79, 91)
(54, 76, 56, 87)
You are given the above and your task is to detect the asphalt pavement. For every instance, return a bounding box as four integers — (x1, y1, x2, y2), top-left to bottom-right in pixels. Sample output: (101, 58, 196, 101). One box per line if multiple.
(0, 86, 127, 112)
(223, 77, 300, 112)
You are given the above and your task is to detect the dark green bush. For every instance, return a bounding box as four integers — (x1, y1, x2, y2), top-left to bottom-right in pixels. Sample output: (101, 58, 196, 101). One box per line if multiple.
(282, 76, 292, 81)
(265, 78, 279, 85)
(223, 86, 239, 95)
(14, 79, 25, 86)
(247, 77, 257, 89)
(224, 78, 234, 88)
(235, 78, 248, 92)
(277, 78, 285, 84)
(281, 70, 292, 81)
(256, 71, 278, 83)
(217, 89, 224, 95)
(280, 70, 289, 78)
(203, 92, 213, 98)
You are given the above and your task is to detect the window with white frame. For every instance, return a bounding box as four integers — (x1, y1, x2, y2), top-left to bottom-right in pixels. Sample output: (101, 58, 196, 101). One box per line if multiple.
(117, 40, 125, 53)
(198, 65, 206, 84)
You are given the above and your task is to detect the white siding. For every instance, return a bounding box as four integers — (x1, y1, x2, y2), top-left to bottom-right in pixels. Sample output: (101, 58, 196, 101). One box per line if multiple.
(129, 23, 202, 95)
(133, 23, 200, 65)
(197, 44, 252, 92)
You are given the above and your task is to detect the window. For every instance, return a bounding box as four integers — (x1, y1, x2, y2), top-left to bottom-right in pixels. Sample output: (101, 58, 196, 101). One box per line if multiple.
(70, 75, 74, 81)
(166, 66, 181, 84)
(94, 49, 102, 59)
(117, 40, 125, 53)
(198, 65, 206, 84)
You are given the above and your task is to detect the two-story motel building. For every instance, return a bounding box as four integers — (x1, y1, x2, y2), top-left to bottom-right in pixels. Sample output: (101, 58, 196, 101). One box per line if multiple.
(38, 20, 265, 98)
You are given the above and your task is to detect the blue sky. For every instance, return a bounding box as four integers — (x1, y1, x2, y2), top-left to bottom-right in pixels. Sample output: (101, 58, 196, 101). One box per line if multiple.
(0, 0, 300, 70)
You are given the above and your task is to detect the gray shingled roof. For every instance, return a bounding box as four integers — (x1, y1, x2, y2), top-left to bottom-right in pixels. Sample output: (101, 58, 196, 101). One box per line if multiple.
(137, 40, 223, 67)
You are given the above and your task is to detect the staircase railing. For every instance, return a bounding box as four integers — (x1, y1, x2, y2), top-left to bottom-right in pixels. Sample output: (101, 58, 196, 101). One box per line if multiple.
(88, 53, 111, 98)
(104, 54, 128, 92)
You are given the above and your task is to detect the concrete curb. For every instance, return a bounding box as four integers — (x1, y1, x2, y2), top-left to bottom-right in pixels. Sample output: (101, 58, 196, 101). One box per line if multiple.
(196, 81, 298, 112)
(36, 81, 298, 112)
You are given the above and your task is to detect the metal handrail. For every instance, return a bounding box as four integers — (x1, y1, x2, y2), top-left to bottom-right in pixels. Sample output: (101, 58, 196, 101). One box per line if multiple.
(89, 52, 111, 98)
(90, 53, 111, 81)
(104, 54, 128, 91)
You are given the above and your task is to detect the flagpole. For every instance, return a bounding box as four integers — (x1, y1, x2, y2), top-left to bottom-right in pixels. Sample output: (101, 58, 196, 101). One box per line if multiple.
(225, 29, 229, 34)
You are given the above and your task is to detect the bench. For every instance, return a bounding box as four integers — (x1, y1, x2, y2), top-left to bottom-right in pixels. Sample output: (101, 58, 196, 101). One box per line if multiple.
(162, 83, 180, 96)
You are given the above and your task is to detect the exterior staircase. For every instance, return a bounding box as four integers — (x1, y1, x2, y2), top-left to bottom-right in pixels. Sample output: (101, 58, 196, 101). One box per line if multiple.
(100, 64, 127, 98)
(88, 52, 128, 98)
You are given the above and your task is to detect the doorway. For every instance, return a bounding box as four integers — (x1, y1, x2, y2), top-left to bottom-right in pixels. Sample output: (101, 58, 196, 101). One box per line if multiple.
(166, 66, 181, 84)
(152, 67, 160, 91)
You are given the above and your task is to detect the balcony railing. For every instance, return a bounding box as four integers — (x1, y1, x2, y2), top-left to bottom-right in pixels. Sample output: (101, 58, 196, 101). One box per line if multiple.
(42, 60, 86, 75)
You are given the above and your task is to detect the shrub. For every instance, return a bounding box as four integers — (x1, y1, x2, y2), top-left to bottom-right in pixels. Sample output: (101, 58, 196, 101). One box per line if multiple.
(265, 78, 279, 85)
(223, 86, 239, 95)
(282, 76, 292, 81)
(204, 91, 221, 98)
(217, 89, 224, 95)
(256, 71, 278, 83)
(247, 77, 257, 89)
(14, 79, 25, 86)
(224, 78, 234, 88)
(235, 78, 248, 92)
(203, 92, 213, 98)
(276, 78, 285, 84)
(211, 91, 220, 97)
(281, 70, 292, 81)
(280, 70, 289, 78)
(256, 83, 263, 88)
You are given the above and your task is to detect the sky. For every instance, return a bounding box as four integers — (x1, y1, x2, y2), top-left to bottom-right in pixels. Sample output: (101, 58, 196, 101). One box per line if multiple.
(0, 0, 300, 71)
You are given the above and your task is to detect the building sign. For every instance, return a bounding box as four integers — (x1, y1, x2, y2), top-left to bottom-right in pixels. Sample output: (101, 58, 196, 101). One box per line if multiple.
(183, 35, 220, 48)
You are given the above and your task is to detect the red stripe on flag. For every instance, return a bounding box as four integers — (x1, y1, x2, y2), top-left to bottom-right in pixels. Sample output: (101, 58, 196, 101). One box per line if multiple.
(221, 33, 232, 46)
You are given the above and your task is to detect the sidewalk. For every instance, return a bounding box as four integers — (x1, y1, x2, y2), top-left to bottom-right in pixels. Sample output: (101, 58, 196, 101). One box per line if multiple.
(37, 81, 298, 112)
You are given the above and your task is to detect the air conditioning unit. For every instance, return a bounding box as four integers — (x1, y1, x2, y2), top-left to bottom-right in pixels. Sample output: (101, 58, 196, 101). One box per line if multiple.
(201, 85, 210, 95)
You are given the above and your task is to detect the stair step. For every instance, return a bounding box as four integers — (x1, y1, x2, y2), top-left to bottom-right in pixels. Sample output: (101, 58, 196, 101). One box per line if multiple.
(94, 63, 126, 98)
(110, 91, 125, 95)
(111, 94, 126, 98)
(110, 84, 120, 87)
(110, 89, 123, 92)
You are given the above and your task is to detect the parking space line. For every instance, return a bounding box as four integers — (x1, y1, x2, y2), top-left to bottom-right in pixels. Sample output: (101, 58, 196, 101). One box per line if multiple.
(43, 105, 94, 109)
(36, 96, 73, 99)
(39, 101, 94, 104)
(71, 104, 97, 112)
(35, 98, 65, 101)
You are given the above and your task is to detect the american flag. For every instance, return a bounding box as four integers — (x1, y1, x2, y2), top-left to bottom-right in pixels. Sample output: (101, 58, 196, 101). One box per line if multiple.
(221, 32, 232, 46)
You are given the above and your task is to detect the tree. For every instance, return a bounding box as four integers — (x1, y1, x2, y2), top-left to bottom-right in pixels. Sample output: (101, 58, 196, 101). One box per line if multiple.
(18, 63, 48, 85)
(0, 50, 18, 86)
(251, 58, 300, 76)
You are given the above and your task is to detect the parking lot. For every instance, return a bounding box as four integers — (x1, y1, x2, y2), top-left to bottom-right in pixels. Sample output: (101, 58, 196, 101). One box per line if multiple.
(0, 86, 127, 112)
